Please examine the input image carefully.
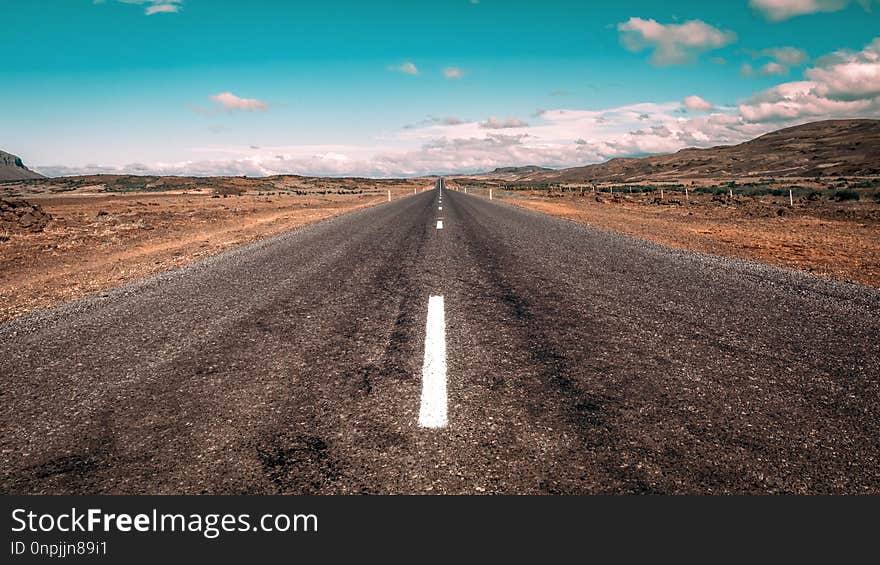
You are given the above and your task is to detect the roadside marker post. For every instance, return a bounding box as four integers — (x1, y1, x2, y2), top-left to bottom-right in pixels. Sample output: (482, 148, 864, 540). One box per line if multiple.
(789, 189, 794, 206)
(685, 186, 689, 203)
(729, 188, 733, 199)
(388, 189, 391, 202)
(489, 188, 493, 200)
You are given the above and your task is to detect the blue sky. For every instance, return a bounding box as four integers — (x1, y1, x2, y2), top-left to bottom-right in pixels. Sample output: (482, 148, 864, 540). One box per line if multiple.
(3, 0, 880, 176)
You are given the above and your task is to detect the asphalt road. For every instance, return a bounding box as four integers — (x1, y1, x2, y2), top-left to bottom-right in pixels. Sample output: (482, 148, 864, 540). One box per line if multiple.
(2, 179, 879, 494)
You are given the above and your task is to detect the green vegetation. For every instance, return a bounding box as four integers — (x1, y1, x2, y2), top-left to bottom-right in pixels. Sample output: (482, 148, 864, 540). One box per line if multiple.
(833, 189, 860, 201)
(848, 178, 880, 189)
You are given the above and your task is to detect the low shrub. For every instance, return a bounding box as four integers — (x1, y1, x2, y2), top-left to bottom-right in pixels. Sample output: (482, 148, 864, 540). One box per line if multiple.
(833, 189, 860, 201)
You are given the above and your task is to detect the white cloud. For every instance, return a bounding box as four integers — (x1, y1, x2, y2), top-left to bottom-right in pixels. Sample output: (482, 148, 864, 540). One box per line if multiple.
(748, 0, 877, 21)
(618, 17, 736, 66)
(683, 95, 714, 111)
(113, 0, 184, 15)
(481, 116, 529, 129)
(145, 3, 180, 15)
(389, 62, 419, 75)
(738, 80, 873, 121)
(190, 92, 269, 115)
(807, 38, 880, 100)
(443, 67, 465, 80)
(739, 38, 880, 121)
(209, 92, 269, 112)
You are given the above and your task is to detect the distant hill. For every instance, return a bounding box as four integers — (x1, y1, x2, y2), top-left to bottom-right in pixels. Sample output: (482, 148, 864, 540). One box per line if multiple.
(475, 165, 554, 181)
(484, 119, 880, 183)
(0, 150, 44, 181)
(491, 165, 553, 174)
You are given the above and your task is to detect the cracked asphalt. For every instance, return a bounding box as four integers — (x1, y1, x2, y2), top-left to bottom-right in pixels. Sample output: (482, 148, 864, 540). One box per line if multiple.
(2, 179, 879, 494)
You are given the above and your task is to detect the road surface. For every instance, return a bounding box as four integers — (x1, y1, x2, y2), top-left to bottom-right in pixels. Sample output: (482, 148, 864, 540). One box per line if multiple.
(2, 179, 879, 494)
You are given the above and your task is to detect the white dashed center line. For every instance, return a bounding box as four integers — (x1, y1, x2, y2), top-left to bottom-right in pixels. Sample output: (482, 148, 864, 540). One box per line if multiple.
(419, 295, 447, 428)
(436, 220, 443, 229)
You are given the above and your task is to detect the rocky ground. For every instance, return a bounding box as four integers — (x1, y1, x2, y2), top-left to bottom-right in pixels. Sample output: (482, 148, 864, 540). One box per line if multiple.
(0, 177, 429, 322)
(448, 182, 880, 289)
(1, 198, 52, 235)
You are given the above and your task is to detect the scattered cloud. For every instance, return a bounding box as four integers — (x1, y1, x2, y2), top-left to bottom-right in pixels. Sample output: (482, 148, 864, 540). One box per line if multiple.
(106, 0, 184, 15)
(739, 37, 880, 120)
(741, 61, 789, 76)
(437, 116, 465, 125)
(404, 115, 466, 129)
(145, 4, 180, 15)
(742, 46, 809, 77)
(760, 46, 810, 66)
(618, 17, 736, 66)
(749, 0, 877, 21)
(682, 95, 714, 111)
(389, 61, 419, 75)
(443, 67, 465, 79)
(480, 116, 530, 129)
(190, 92, 269, 115)
(209, 92, 268, 112)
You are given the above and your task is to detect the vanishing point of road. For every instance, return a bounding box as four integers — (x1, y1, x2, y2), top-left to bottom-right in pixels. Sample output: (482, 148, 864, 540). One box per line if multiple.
(2, 179, 879, 494)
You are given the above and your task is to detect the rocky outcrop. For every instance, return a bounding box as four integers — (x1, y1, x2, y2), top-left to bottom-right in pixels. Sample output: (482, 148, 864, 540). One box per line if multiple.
(0, 199, 52, 234)
(0, 150, 44, 181)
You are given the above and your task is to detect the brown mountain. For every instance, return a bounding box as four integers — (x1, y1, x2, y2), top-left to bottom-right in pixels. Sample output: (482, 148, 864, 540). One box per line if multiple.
(0, 150, 44, 181)
(492, 119, 880, 183)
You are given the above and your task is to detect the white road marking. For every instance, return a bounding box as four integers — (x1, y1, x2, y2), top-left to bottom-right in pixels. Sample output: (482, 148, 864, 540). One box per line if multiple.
(439, 206, 442, 210)
(419, 296, 447, 428)
(436, 220, 443, 229)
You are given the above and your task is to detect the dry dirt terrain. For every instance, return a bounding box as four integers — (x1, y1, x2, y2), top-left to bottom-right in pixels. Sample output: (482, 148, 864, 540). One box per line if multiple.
(0, 176, 429, 322)
(448, 180, 880, 288)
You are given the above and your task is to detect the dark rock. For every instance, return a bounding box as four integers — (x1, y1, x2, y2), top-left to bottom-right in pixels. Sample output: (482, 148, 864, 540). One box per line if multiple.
(0, 198, 52, 233)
